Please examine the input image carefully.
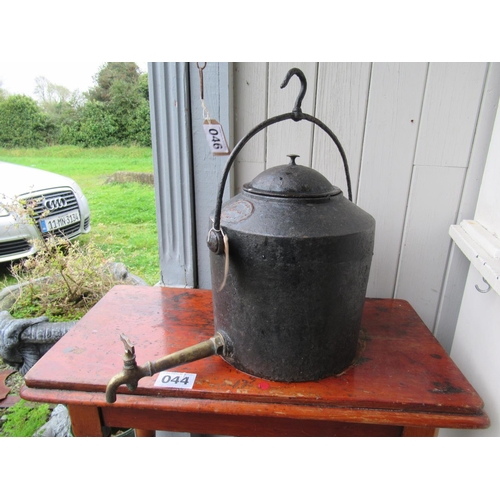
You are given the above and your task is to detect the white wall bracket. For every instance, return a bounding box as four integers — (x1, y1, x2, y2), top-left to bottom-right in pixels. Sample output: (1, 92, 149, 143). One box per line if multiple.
(449, 219, 500, 296)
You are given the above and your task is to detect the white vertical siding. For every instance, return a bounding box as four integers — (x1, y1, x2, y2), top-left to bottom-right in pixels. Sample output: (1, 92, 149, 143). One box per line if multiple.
(357, 62, 428, 297)
(394, 165, 466, 328)
(313, 62, 371, 200)
(414, 63, 487, 167)
(231, 62, 500, 344)
(233, 62, 268, 191)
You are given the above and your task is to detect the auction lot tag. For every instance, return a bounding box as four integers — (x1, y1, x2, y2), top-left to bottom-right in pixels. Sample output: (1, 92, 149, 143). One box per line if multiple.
(154, 371, 197, 389)
(203, 120, 230, 155)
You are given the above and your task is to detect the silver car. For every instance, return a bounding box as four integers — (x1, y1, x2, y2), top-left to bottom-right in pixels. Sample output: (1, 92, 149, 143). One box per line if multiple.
(0, 161, 91, 263)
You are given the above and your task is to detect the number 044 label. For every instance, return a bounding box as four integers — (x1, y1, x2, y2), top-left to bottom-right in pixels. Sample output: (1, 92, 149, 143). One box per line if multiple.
(154, 371, 197, 389)
(203, 120, 230, 155)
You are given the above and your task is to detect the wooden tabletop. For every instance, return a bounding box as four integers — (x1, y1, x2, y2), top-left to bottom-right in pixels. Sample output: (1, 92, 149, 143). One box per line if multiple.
(22, 285, 489, 431)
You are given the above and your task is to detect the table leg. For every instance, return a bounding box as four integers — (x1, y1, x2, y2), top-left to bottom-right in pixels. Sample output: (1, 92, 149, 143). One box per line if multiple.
(135, 429, 156, 437)
(402, 426, 438, 437)
(67, 405, 105, 437)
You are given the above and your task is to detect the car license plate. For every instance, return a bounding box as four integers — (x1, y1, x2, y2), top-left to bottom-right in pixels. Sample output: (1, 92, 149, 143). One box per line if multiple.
(39, 210, 81, 233)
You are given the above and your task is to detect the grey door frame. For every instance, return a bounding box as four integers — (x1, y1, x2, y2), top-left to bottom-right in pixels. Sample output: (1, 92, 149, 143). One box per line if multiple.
(148, 62, 232, 289)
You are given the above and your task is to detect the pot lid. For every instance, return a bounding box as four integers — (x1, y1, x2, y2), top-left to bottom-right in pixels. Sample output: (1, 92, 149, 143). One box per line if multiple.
(243, 155, 341, 198)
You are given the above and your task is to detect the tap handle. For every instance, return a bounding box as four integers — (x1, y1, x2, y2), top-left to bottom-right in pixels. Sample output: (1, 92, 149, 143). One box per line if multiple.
(120, 333, 135, 356)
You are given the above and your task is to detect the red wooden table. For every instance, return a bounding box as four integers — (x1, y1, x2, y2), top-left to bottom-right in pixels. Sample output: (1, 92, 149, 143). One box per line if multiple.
(21, 285, 489, 437)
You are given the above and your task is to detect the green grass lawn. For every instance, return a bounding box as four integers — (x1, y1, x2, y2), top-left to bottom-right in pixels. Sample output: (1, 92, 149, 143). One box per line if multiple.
(0, 145, 159, 285)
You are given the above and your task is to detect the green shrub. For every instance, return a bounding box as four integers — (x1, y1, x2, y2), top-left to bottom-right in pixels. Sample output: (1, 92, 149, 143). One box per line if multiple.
(59, 101, 117, 148)
(0, 95, 54, 148)
(128, 99, 152, 147)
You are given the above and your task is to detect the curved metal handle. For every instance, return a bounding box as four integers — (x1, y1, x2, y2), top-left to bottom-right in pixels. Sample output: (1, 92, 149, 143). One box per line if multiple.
(207, 68, 352, 255)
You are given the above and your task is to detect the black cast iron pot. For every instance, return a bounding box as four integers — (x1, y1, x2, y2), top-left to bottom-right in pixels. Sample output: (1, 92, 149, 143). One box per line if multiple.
(209, 153, 374, 381)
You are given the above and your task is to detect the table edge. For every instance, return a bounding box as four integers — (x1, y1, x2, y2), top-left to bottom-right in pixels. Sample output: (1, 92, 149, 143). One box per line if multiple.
(20, 386, 490, 430)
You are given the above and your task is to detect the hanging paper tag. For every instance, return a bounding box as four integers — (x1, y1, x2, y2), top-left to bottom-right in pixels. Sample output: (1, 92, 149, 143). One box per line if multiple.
(203, 120, 230, 155)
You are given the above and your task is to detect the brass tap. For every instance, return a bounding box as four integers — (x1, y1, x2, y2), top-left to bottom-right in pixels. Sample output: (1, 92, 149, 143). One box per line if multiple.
(106, 332, 225, 404)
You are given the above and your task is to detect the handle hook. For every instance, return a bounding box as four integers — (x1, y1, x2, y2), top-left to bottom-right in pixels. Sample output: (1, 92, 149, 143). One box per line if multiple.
(280, 68, 307, 120)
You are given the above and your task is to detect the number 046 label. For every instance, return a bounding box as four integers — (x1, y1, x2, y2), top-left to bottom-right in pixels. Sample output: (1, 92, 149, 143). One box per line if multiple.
(203, 120, 230, 155)
(154, 371, 197, 389)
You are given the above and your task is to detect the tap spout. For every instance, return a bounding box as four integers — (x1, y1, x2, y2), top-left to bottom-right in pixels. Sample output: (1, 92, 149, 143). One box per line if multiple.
(106, 332, 225, 404)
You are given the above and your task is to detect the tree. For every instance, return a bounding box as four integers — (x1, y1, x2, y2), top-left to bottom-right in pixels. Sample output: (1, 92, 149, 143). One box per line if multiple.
(87, 62, 141, 102)
(34, 76, 71, 106)
(82, 62, 151, 146)
(32, 76, 87, 145)
(0, 95, 54, 148)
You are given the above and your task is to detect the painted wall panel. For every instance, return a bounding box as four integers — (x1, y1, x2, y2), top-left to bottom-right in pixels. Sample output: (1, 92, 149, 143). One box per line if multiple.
(312, 63, 371, 200)
(415, 62, 487, 168)
(357, 62, 428, 298)
(395, 165, 466, 329)
(233, 62, 268, 192)
(474, 97, 500, 237)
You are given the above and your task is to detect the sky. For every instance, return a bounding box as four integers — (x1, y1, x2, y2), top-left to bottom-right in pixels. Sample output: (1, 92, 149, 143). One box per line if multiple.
(0, 62, 148, 99)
